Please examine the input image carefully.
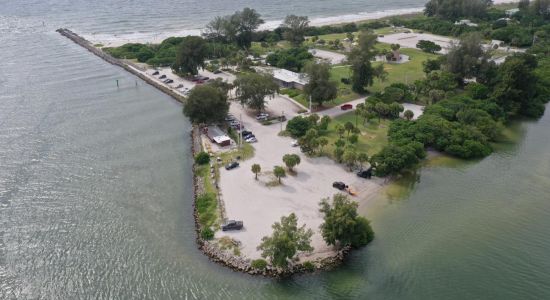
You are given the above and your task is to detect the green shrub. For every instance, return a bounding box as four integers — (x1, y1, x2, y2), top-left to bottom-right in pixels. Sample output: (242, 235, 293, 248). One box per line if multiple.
(251, 259, 268, 270)
(286, 116, 314, 137)
(196, 193, 217, 227)
(195, 151, 211, 165)
(302, 261, 315, 272)
(201, 227, 215, 240)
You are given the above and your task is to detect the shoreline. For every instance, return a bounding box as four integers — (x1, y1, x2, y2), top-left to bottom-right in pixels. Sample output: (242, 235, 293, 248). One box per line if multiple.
(85, 1, 519, 47)
(57, 28, 357, 277)
(56, 0, 524, 274)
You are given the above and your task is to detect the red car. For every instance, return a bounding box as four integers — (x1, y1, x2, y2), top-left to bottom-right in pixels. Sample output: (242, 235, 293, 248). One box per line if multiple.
(341, 104, 353, 110)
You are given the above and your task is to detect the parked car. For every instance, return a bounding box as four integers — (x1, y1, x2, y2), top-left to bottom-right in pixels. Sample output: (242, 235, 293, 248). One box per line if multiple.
(175, 84, 184, 89)
(225, 116, 235, 121)
(332, 181, 347, 190)
(241, 130, 252, 136)
(357, 168, 373, 179)
(246, 137, 257, 143)
(225, 161, 239, 170)
(340, 104, 353, 110)
(222, 220, 243, 231)
(164, 79, 174, 84)
(256, 113, 269, 120)
(152, 71, 159, 75)
(213, 69, 222, 74)
(291, 140, 299, 147)
(243, 133, 255, 139)
(159, 74, 166, 79)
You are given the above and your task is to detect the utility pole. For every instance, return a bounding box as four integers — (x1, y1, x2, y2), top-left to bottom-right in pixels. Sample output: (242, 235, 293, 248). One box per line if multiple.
(116, 79, 119, 87)
(280, 110, 284, 133)
(239, 113, 243, 149)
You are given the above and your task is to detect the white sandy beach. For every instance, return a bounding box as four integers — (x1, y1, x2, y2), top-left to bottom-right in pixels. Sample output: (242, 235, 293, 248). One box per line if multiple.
(86, 0, 519, 47)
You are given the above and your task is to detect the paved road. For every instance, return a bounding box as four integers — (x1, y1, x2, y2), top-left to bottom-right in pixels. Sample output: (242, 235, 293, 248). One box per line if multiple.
(309, 49, 347, 65)
(317, 98, 367, 118)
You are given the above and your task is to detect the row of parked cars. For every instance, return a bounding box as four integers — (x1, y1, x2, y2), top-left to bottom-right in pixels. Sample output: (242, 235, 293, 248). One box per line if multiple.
(152, 71, 175, 85)
(225, 114, 257, 143)
(151, 71, 214, 96)
(188, 75, 210, 84)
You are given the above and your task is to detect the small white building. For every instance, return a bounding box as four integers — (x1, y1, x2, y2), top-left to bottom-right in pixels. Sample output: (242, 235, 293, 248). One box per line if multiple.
(204, 126, 231, 147)
(271, 68, 309, 90)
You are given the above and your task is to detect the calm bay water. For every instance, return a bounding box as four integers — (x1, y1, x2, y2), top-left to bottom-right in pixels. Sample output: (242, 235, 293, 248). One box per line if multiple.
(1, 1, 550, 299)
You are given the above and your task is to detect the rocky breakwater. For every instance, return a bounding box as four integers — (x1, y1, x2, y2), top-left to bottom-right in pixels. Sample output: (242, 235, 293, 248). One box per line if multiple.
(56, 28, 186, 104)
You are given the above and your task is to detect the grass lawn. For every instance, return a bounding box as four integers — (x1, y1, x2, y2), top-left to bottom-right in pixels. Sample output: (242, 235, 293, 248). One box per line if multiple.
(370, 45, 438, 93)
(305, 32, 349, 44)
(329, 66, 362, 104)
(282, 46, 436, 109)
(196, 164, 219, 228)
(283, 65, 361, 109)
(373, 27, 399, 35)
(321, 112, 390, 158)
(250, 41, 292, 56)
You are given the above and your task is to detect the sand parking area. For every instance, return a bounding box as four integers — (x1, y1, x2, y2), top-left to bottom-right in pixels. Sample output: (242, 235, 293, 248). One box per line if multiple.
(378, 32, 456, 54)
(217, 96, 384, 259)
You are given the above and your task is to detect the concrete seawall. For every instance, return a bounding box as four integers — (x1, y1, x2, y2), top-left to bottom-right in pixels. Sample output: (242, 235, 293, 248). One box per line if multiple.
(56, 28, 186, 104)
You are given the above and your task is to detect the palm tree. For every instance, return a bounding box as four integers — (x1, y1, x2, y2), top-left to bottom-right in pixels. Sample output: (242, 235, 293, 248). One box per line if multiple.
(273, 166, 286, 183)
(334, 123, 345, 139)
(404, 109, 414, 120)
(318, 137, 328, 154)
(251, 164, 261, 180)
(282, 154, 301, 172)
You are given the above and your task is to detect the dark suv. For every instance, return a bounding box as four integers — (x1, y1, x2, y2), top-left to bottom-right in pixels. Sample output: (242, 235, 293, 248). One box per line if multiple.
(332, 181, 347, 190)
(357, 168, 373, 179)
(222, 220, 243, 231)
(225, 161, 239, 170)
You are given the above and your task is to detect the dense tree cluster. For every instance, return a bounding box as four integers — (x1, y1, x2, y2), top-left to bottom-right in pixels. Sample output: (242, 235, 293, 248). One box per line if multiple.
(281, 15, 310, 47)
(347, 31, 387, 93)
(424, 0, 493, 19)
(104, 37, 184, 66)
(257, 213, 313, 268)
(234, 73, 279, 111)
(173, 36, 208, 75)
(303, 62, 338, 107)
(443, 32, 493, 80)
(416, 40, 442, 53)
(319, 194, 375, 248)
(265, 47, 313, 72)
(203, 8, 264, 49)
(374, 53, 547, 171)
(183, 84, 229, 125)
